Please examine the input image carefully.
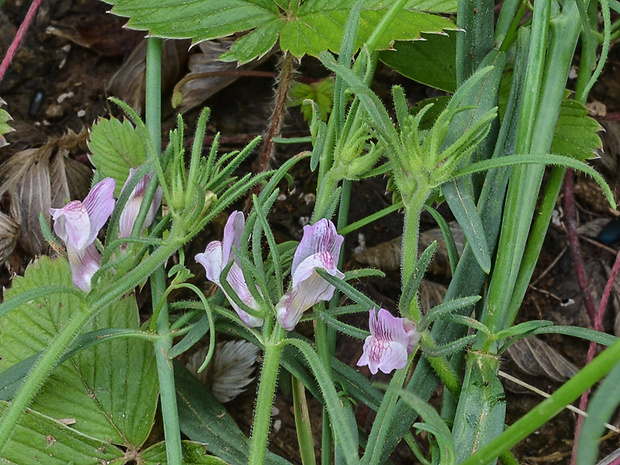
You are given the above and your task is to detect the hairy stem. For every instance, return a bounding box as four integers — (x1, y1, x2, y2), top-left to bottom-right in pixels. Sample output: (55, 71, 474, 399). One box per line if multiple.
(256, 52, 295, 173)
(249, 327, 285, 464)
(0, 298, 89, 452)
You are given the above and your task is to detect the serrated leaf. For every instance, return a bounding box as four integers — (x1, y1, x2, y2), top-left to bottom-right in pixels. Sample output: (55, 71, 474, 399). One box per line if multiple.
(0, 256, 158, 447)
(405, 0, 457, 12)
(88, 117, 147, 196)
(141, 440, 228, 464)
(0, 99, 14, 148)
(105, 0, 458, 63)
(380, 34, 457, 92)
(551, 99, 602, 161)
(0, 401, 124, 464)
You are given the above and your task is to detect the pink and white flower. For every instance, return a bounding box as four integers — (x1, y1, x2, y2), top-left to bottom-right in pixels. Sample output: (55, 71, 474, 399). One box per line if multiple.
(357, 308, 420, 375)
(50, 177, 116, 292)
(195, 211, 263, 328)
(118, 168, 163, 240)
(276, 218, 344, 331)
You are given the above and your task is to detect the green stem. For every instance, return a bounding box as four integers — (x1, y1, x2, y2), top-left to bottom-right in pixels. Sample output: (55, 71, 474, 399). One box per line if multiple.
(249, 327, 285, 464)
(0, 298, 89, 451)
(292, 376, 316, 465)
(495, 0, 522, 47)
(364, 363, 410, 465)
(314, 316, 334, 465)
(313, 170, 342, 221)
(319, 178, 352, 464)
(152, 267, 183, 465)
(145, 38, 162, 154)
(146, 36, 183, 465)
(401, 187, 430, 322)
(460, 337, 620, 465)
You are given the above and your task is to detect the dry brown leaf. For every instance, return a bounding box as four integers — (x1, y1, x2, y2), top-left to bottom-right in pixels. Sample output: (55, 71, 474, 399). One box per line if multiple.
(418, 280, 447, 311)
(186, 340, 259, 403)
(0, 212, 19, 264)
(0, 132, 92, 259)
(352, 222, 464, 279)
(173, 39, 273, 114)
(106, 39, 191, 115)
(506, 336, 578, 383)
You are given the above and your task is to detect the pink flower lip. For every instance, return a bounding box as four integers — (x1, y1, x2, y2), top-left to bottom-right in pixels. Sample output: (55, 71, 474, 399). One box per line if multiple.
(276, 219, 344, 331)
(195, 211, 263, 328)
(357, 308, 420, 375)
(49, 177, 116, 292)
(118, 168, 163, 239)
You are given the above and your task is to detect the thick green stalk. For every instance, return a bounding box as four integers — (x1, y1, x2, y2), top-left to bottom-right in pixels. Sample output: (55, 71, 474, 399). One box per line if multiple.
(152, 268, 183, 465)
(452, 351, 505, 462)
(477, 0, 553, 339)
(249, 327, 285, 464)
(456, 0, 585, 459)
(145, 38, 162, 154)
(145, 36, 183, 465)
(456, 0, 495, 83)
(0, 298, 89, 452)
(401, 186, 430, 322)
(494, 1, 582, 334)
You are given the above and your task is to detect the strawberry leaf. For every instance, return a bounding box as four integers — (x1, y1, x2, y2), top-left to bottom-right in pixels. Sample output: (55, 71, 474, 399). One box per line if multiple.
(104, 0, 458, 63)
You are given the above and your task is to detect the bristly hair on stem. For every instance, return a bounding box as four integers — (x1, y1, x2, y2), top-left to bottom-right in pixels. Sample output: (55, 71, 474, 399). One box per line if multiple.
(255, 51, 297, 174)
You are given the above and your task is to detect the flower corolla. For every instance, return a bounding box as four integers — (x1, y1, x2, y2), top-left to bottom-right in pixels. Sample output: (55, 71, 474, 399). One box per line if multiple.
(195, 211, 263, 328)
(118, 168, 163, 240)
(357, 308, 420, 375)
(276, 218, 344, 331)
(49, 177, 116, 292)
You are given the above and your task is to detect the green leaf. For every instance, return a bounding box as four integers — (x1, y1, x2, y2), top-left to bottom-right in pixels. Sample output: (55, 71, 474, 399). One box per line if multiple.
(495, 319, 553, 340)
(105, 0, 459, 63)
(0, 256, 158, 447)
(0, 99, 14, 148)
(577, 361, 620, 465)
(285, 338, 359, 464)
(551, 98, 602, 161)
(380, 34, 457, 92)
(443, 178, 491, 273)
(141, 440, 228, 464)
(0, 328, 151, 401)
(88, 117, 147, 196)
(0, 401, 125, 464)
(175, 362, 292, 465)
(379, 387, 455, 465)
(288, 77, 335, 122)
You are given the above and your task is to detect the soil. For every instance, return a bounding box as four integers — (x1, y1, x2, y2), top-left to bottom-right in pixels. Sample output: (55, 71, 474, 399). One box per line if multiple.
(1, 1, 620, 464)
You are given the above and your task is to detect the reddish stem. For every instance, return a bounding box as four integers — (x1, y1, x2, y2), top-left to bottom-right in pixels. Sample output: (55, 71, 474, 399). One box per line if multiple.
(0, 0, 44, 84)
(256, 51, 295, 173)
(563, 169, 597, 323)
(567, 167, 620, 463)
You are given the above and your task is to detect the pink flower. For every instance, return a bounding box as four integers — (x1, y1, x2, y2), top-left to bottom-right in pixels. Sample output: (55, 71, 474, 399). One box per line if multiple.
(276, 219, 344, 331)
(50, 178, 116, 292)
(357, 308, 420, 375)
(195, 211, 263, 328)
(118, 168, 163, 240)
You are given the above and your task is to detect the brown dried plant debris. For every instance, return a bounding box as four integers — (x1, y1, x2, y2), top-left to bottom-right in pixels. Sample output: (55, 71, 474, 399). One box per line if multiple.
(0, 130, 92, 267)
